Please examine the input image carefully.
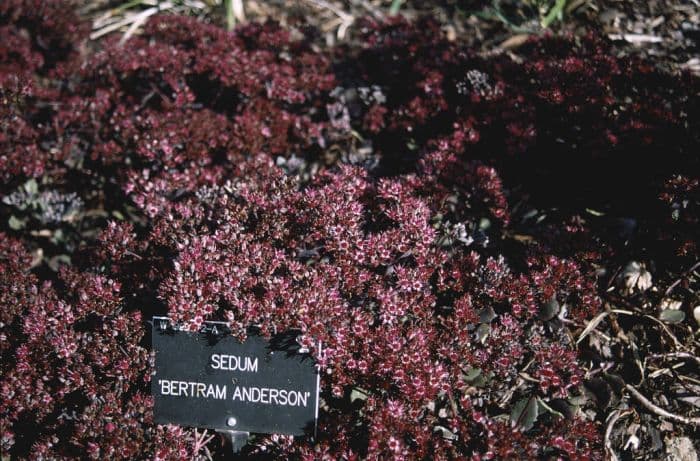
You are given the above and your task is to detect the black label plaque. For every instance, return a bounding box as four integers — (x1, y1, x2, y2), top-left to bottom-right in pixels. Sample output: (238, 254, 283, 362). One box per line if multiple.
(151, 317, 319, 435)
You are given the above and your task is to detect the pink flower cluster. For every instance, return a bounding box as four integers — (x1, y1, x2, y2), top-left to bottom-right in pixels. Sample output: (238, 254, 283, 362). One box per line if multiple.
(126, 154, 601, 458)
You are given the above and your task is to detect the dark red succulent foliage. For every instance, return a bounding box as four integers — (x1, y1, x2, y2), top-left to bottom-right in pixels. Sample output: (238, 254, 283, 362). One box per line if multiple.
(1, 1, 698, 459)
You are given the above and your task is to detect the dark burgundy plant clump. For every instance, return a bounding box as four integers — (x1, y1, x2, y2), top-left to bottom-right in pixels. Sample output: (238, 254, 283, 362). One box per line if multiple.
(342, 17, 699, 233)
(87, 155, 604, 459)
(1, 1, 698, 459)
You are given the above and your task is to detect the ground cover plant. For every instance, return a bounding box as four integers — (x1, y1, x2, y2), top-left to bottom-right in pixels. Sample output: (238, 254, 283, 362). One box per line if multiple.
(1, 1, 698, 459)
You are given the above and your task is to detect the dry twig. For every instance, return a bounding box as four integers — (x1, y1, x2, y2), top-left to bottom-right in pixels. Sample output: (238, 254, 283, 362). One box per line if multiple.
(665, 261, 700, 295)
(626, 384, 700, 426)
(608, 33, 664, 44)
(304, 0, 354, 39)
(604, 409, 633, 461)
(91, 1, 174, 40)
(648, 351, 700, 366)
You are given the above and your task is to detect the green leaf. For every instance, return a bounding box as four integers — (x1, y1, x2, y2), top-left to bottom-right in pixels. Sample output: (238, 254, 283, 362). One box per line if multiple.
(522, 209, 539, 220)
(478, 306, 497, 323)
(50, 228, 66, 245)
(463, 367, 482, 383)
(224, 0, 235, 30)
(8, 215, 26, 230)
(463, 367, 489, 387)
(567, 394, 588, 407)
(541, 0, 567, 28)
(433, 425, 457, 440)
(389, 0, 405, 15)
(659, 309, 685, 324)
(548, 398, 576, 419)
(475, 323, 490, 343)
(585, 207, 605, 217)
(511, 396, 539, 431)
(537, 397, 565, 418)
(48, 254, 71, 271)
(539, 296, 560, 321)
(23, 178, 38, 195)
(350, 387, 369, 403)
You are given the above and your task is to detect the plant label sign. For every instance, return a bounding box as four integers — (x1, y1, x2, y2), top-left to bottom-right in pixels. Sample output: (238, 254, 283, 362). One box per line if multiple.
(151, 317, 320, 435)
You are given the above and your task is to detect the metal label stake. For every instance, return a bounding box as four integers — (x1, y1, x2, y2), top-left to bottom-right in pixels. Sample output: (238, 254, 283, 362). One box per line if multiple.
(219, 417, 249, 454)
